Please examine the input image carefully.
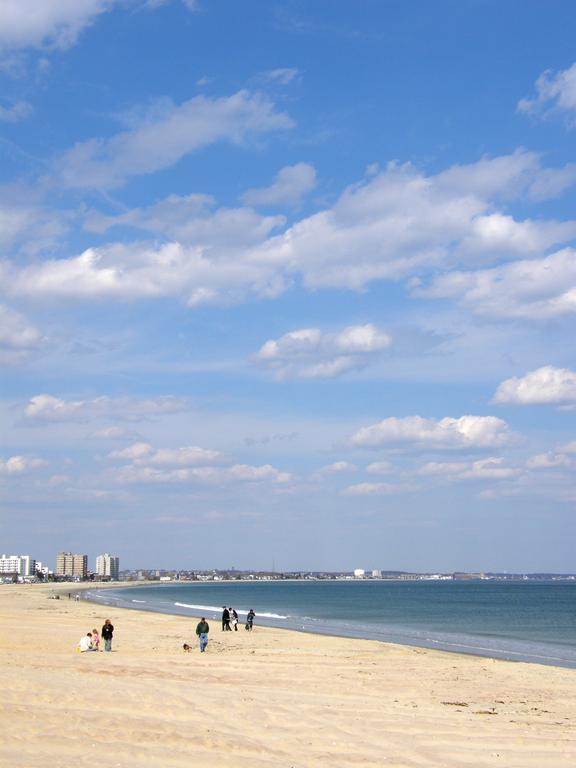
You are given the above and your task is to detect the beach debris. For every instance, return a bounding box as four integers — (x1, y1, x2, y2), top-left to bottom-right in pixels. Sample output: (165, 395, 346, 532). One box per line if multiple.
(442, 701, 468, 707)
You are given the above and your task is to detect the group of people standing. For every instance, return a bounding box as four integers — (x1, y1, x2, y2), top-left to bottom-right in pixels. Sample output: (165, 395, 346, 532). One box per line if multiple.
(221, 606, 255, 632)
(78, 619, 114, 652)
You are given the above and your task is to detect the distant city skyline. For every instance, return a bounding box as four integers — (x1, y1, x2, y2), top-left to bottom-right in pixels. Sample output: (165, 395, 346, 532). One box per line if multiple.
(1, 1, 575, 572)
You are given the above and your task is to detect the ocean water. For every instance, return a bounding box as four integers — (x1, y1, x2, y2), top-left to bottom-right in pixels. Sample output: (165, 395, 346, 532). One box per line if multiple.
(86, 579, 576, 668)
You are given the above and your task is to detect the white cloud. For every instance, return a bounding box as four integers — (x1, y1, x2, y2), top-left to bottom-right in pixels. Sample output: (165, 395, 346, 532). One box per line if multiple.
(319, 461, 357, 474)
(352, 415, 513, 450)
(54, 90, 293, 189)
(558, 440, 576, 454)
(23, 394, 190, 423)
(0, 455, 47, 475)
(418, 457, 519, 480)
(526, 452, 573, 470)
(109, 441, 223, 466)
(493, 366, 576, 405)
(0, 200, 70, 254)
(260, 68, 300, 85)
(5, 151, 576, 310)
(343, 482, 410, 495)
(415, 248, 576, 318)
(91, 426, 141, 440)
(519, 62, 576, 123)
(85, 193, 285, 246)
(256, 323, 392, 379)
(242, 163, 316, 207)
(0, 304, 42, 359)
(0, 0, 116, 51)
(0, 101, 32, 122)
(366, 461, 394, 474)
(1, 240, 289, 306)
(114, 462, 291, 486)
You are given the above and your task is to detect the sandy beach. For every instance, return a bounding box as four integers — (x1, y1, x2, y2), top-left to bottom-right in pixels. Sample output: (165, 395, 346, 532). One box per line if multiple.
(0, 583, 575, 768)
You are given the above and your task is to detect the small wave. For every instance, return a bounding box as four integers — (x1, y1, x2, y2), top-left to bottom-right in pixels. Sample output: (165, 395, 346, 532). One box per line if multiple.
(132, 599, 146, 603)
(173, 602, 287, 619)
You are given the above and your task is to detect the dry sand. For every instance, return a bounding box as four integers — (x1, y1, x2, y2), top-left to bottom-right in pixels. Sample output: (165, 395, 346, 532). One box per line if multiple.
(1, 582, 575, 768)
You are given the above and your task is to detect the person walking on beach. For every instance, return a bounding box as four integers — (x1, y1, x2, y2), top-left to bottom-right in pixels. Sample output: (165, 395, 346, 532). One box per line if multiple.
(231, 608, 239, 631)
(101, 619, 114, 651)
(196, 617, 210, 652)
(221, 606, 231, 631)
(246, 609, 255, 631)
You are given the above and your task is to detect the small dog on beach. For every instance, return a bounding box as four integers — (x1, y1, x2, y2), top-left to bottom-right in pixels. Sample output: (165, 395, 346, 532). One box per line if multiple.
(183, 643, 192, 652)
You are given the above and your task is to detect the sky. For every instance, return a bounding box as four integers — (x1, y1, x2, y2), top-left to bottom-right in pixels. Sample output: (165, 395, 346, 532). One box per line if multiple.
(1, 0, 575, 573)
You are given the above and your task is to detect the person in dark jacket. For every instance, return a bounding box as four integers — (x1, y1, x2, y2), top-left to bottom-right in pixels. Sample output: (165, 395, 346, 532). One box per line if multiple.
(221, 606, 230, 631)
(101, 618, 114, 651)
(196, 618, 210, 652)
(245, 609, 255, 631)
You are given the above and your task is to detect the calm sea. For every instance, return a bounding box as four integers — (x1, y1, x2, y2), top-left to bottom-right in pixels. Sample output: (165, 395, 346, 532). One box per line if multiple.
(86, 579, 576, 668)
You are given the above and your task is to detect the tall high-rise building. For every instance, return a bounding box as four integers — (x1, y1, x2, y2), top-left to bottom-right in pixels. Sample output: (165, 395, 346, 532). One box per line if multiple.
(95, 553, 119, 580)
(0, 554, 36, 577)
(56, 552, 88, 579)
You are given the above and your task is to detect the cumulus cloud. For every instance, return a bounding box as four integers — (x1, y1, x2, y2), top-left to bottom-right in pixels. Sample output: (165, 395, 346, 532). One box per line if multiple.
(343, 481, 410, 495)
(5, 151, 576, 309)
(415, 248, 576, 318)
(352, 415, 513, 450)
(493, 365, 576, 405)
(0, 240, 289, 306)
(0, 0, 116, 51)
(109, 441, 223, 465)
(366, 461, 394, 474)
(319, 461, 357, 474)
(91, 426, 142, 440)
(256, 323, 392, 379)
(0, 304, 42, 364)
(0, 101, 32, 122)
(519, 62, 576, 123)
(0, 455, 47, 474)
(526, 452, 573, 470)
(418, 457, 519, 480)
(242, 163, 316, 207)
(54, 91, 293, 189)
(85, 193, 285, 246)
(114, 462, 292, 486)
(0, 200, 70, 254)
(23, 394, 190, 424)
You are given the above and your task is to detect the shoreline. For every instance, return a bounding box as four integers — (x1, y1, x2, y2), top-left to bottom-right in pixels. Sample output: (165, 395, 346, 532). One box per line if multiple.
(2, 582, 575, 768)
(83, 580, 576, 670)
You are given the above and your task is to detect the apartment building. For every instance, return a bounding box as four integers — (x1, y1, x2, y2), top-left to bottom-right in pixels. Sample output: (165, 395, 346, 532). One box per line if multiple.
(0, 554, 36, 577)
(95, 553, 120, 580)
(56, 552, 88, 579)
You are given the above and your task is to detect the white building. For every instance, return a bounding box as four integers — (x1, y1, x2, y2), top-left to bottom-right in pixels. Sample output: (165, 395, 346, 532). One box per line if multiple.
(0, 554, 36, 577)
(95, 553, 119, 580)
(353, 568, 365, 578)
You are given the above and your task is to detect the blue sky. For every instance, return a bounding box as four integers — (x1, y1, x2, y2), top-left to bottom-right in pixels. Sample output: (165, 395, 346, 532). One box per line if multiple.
(1, 0, 575, 572)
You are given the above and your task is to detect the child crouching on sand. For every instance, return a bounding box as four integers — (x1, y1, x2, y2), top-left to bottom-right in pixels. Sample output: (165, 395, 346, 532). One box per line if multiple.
(91, 628, 100, 651)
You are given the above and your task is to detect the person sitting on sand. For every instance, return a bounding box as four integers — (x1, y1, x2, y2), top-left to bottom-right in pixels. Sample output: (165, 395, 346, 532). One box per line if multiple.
(196, 618, 210, 652)
(91, 628, 100, 651)
(79, 632, 97, 652)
